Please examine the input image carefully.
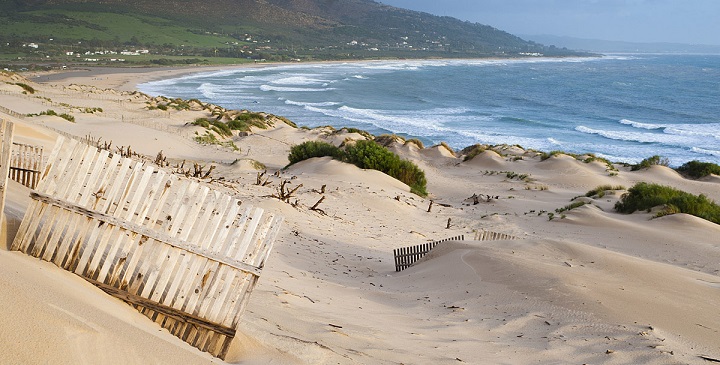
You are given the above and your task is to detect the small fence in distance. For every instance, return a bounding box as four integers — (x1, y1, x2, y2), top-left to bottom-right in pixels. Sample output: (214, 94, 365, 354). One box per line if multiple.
(11, 136, 283, 359)
(393, 230, 521, 272)
(474, 230, 518, 241)
(9, 142, 43, 189)
(393, 235, 464, 272)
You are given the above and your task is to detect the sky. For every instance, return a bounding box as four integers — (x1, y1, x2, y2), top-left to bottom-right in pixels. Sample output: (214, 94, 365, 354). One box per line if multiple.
(378, 0, 720, 45)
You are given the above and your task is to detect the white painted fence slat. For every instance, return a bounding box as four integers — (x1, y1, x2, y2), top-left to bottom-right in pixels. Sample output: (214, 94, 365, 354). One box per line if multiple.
(0, 120, 15, 227)
(11, 137, 282, 359)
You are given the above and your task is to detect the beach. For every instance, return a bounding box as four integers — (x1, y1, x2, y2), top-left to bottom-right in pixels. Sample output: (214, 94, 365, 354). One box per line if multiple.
(1, 65, 719, 364)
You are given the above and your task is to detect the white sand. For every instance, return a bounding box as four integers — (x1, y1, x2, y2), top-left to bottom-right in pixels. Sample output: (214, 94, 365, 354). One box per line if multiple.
(1, 67, 719, 364)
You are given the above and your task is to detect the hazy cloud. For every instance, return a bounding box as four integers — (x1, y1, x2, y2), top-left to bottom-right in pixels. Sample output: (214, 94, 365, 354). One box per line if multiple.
(378, 0, 720, 45)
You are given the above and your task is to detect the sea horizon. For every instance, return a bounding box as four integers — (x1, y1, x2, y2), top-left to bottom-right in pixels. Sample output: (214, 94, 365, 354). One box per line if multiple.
(139, 53, 720, 167)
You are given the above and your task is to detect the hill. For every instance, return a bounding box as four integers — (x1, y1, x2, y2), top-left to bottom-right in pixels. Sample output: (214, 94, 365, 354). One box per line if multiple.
(0, 0, 587, 66)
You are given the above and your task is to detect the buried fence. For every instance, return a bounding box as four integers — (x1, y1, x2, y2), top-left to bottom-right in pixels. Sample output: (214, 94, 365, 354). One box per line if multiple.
(11, 136, 283, 359)
(474, 230, 518, 241)
(9, 142, 43, 189)
(393, 235, 464, 272)
(393, 229, 521, 272)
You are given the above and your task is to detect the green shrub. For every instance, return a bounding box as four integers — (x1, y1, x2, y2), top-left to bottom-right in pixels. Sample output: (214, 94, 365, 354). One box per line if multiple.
(287, 141, 344, 166)
(287, 140, 428, 196)
(344, 140, 427, 196)
(676, 160, 720, 179)
(156, 104, 168, 111)
(59, 113, 75, 122)
(15, 82, 35, 94)
(631, 155, 669, 171)
(615, 182, 720, 224)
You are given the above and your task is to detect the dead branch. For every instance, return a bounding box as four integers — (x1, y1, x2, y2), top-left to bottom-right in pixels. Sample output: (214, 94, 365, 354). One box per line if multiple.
(272, 180, 303, 203)
(256, 170, 271, 186)
(446, 218, 452, 229)
(427, 200, 434, 213)
(312, 184, 327, 194)
(154, 150, 168, 167)
(310, 196, 326, 215)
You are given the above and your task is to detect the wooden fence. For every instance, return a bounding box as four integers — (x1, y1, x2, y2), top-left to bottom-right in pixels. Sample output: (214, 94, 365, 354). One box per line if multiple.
(0, 120, 14, 225)
(9, 142, 43, 189)
(11, 136, 283, 359)
(393, 235, 464, 272)
(474, 230, 518, 241)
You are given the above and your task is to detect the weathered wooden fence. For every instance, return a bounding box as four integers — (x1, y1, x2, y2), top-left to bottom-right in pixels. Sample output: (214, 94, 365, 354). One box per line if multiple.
(9, 142, 43, 189)
(474, 230, 518, 241)
(11, 136, 283, 359)
(393, 235, 464, 272)
(0, 119, 14, 225)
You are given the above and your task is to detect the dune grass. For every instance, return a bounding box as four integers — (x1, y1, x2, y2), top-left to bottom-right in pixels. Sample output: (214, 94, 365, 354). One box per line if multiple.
(585, 185, 626, 199)
(615, 182, 720, 224)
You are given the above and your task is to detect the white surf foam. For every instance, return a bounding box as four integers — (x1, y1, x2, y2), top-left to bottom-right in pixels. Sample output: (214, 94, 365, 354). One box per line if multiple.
(260, 85, 335, 92)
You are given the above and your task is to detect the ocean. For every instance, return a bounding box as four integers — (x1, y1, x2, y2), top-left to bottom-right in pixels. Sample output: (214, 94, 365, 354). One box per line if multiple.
(138, 54, 720, 166)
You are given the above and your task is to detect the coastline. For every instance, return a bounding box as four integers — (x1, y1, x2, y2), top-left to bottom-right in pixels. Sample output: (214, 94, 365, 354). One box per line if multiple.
(2, 63, 720, 364)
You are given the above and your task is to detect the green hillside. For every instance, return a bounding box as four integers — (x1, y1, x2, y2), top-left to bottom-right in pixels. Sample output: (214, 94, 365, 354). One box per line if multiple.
(0, 0, 588, 67)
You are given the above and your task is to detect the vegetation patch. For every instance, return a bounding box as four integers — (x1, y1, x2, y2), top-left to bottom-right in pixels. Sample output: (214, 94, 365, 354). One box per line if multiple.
(556, 201, 588, 213)
(676, 160, 720, 179)
(194, 131, 238, 151)
(287, 141, 344, 165)
(615, 182, 720, 224)
(631, 155, 669, 171)
(404, 138, 424, 149)
(332, 127, 373, 140)
(192, 118, 232, 138)
(14, 82, 35, 94)
(540, 150, 574, 161)
(227, 112, 270, 132)
(585, 185, 625, 199)
(462, 144, 487, 161)
(27, 109, 74, 122)
(287, 140, 428, 196)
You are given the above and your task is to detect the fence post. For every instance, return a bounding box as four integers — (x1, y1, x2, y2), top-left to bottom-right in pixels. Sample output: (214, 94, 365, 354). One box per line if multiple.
(0, 119, 15, 225)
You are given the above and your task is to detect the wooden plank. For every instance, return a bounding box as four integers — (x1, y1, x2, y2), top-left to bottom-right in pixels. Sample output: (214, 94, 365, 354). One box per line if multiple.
(0, 120, 14, 226)
(85, 277, 236, 337)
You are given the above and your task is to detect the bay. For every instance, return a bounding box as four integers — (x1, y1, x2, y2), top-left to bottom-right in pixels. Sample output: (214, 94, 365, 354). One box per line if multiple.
(138, 54, 720, 166)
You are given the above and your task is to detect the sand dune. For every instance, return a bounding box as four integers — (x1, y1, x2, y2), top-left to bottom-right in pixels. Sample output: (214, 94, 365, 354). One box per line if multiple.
(1, 68, 719, 364)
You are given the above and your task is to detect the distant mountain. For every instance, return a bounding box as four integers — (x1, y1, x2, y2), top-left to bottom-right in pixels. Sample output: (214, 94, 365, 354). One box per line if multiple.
(0, 0, 589, 63)
(523, 35, 720, 54)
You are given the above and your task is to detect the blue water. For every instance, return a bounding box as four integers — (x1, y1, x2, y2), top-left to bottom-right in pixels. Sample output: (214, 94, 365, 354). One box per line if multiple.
(138, 54, 720, 166)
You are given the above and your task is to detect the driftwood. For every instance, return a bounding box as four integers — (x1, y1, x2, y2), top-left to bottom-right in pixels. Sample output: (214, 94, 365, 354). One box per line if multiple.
(272, 180, 303, 203)
(154, 150, 169, 167)
(467, 193, 499, 205)
(446, 218, 452, 229)
(256, 170, 271, 186)
(174, 160, 215, 179)
(427, 200, 433, 213)
(310, 196, 326, 215)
